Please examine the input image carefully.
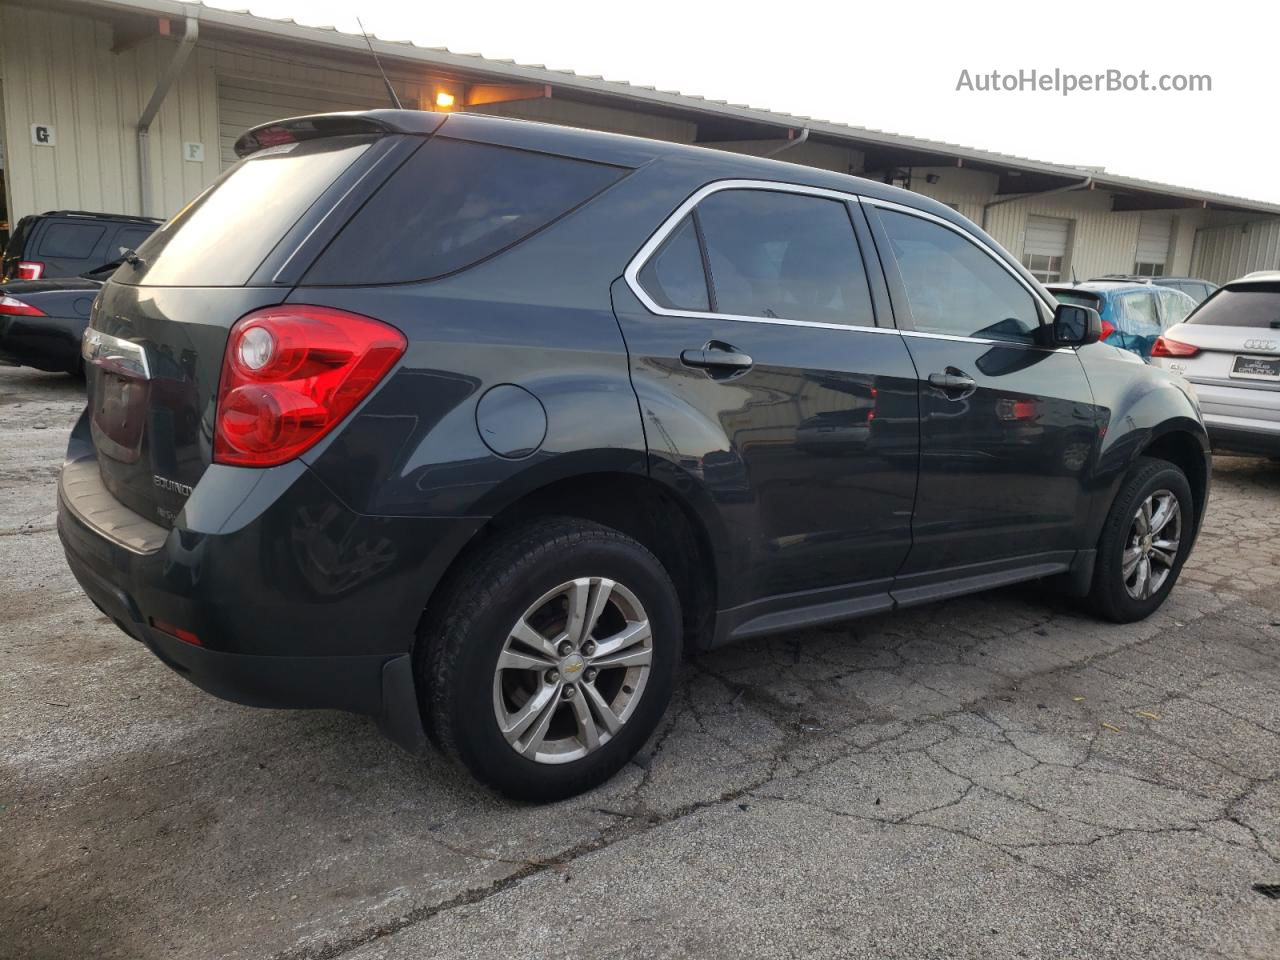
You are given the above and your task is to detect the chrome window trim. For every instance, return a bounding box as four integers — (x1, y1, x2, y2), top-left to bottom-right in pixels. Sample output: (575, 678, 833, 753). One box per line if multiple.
(623, 179, 880, 333)
(862, 197, 1058, 316)
(898, 329, 1071, 352)
(624, 179, 1072, 354)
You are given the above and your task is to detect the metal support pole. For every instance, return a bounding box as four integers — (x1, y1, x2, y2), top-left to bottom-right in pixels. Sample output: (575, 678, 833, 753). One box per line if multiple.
(137, 12, 199, 218)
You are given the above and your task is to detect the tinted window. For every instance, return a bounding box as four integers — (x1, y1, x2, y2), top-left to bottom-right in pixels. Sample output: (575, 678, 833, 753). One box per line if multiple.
(880, 210, 1040, 343)
(38, 222, 105, 259)
(696, 190, 874, 327)
(307, 138, 627, 285)
(113, 226, 155, 259)
(1187, 284, 1280, 328)
(638, 216, 709, 311)
(125, 136, 374, 287)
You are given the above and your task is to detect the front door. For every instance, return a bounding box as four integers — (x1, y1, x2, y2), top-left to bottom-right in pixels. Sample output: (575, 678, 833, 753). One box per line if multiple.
(865, 203, 1098, 590)
(613, 184, 920, 617)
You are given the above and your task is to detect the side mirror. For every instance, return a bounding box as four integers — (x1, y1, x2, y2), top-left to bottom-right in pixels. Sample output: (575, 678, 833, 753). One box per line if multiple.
(1052, 303, 1102, 347)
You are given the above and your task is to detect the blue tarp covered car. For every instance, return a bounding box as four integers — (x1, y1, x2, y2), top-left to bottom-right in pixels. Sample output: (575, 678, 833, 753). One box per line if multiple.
(1046, 280, 1197, 361)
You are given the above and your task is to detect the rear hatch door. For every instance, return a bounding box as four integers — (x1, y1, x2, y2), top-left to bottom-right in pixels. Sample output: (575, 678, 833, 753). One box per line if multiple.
(83, 125, 414, 527)
(1166, 282, 1280, 384)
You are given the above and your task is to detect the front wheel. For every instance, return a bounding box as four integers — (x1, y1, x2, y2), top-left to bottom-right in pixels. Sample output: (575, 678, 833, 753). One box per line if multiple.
(1086, 457, 1195, 623)
(420, 518, 681, 801)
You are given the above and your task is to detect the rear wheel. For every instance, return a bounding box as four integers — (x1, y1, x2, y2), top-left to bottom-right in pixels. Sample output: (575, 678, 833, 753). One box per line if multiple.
(1087, 457, 1194, 623)
(420, 517, 681, 801)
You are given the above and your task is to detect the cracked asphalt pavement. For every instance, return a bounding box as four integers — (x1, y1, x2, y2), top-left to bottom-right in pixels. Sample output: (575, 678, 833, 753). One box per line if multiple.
(3, 366, 1280, 959)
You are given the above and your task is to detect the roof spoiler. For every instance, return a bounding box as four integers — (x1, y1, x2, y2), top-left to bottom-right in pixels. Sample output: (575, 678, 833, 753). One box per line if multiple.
(234, 109, 447, 159)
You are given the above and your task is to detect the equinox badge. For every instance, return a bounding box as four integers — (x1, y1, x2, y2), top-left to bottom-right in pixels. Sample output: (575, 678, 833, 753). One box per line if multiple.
(153, 475, 193, 498)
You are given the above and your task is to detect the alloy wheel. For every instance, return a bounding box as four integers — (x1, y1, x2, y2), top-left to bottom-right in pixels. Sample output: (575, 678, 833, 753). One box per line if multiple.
(1122, 489, 1182, 601)
(492, 577, 653, 764)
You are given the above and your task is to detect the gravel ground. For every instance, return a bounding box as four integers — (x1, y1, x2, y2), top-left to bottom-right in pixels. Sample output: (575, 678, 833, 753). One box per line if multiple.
(2, 364, 1279, 960)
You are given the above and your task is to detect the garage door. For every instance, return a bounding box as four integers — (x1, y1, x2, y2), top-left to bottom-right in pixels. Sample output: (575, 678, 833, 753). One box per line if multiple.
(1022, 215, 1071, 283)
(217, 78, 388, 168)
(1135, 213, 1173, 276)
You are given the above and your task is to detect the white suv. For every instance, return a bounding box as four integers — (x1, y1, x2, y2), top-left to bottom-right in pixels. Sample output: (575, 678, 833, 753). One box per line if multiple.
(1151, 272, 1280, 457)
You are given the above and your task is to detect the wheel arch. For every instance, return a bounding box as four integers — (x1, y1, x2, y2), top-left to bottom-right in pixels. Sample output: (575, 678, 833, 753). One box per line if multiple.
(1139, 425, 1210, 533)
(416, 470, 723, 655)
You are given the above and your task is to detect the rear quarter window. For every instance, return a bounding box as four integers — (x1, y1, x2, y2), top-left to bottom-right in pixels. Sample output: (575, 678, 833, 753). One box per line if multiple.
(303, 138, 628, 285)
(638, 216, 710, 311)
(1188, 283, 1280, 328)
(38, 222, 106, 259)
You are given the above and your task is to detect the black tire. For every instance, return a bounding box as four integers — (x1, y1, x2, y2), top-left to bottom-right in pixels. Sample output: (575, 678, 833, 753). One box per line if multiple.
(1086, 456, 1194, 623)
(419, 517, 681, 802)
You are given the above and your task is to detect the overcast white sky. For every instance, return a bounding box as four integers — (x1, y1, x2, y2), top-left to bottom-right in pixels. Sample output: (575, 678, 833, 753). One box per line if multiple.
(208, 0, 1277, 203)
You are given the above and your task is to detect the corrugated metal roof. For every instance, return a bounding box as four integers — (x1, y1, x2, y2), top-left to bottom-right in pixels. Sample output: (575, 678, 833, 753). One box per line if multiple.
(72, 0, 1280, 216)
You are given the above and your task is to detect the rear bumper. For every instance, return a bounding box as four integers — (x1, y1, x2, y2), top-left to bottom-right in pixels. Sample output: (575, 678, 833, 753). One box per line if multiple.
(1188, 378, 1280, 456)
(62, 544, 391, 710)
(1203, 419, 1280, 456)
(57, 414, 483, 751)
(0, 313, 85, 373)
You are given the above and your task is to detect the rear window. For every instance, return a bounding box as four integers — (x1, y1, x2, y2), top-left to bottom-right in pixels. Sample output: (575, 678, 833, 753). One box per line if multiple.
(38, 222, 105, 259)
(112, 226, 156, 259)
(123, 136, 374, 287)
(303, 138, 628, 285)
(1187, 284, 1280, 329)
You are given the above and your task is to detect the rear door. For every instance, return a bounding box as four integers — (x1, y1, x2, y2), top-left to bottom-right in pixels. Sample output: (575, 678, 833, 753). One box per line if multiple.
(863, 201, 1098, 594)
(614, 183, 919, 612)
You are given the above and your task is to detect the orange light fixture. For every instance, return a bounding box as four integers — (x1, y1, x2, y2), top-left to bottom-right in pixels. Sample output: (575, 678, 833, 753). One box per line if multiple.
(435, 91, 456, 109)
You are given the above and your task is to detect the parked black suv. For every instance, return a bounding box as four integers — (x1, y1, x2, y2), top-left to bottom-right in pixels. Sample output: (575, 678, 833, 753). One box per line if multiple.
(58, 111, 1210, 800)
(2, 210, 161, 281)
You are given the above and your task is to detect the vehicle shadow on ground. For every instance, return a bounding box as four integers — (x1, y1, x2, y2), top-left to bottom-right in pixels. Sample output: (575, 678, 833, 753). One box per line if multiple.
(7, 567, 1131, 960)
(0, 368, 84, 392)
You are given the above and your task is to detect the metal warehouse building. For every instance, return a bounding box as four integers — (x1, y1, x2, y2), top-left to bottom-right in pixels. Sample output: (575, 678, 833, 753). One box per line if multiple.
(3, 0, 1279, 285)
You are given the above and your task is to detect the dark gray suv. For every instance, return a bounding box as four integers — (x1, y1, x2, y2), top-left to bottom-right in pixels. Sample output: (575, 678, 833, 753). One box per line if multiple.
(59, 111, 1210, 800)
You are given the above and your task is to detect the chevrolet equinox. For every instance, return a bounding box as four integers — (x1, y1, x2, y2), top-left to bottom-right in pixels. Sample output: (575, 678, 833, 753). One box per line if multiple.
(59, 111, 1211, 800)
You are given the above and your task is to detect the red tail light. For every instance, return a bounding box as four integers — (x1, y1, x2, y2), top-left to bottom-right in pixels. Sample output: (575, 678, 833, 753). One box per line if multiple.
(1099, 320, 1116, 341)
(214, 305, 406, 467)
(0, 294, 46, 317)
(15, 261, 45, 281)
(1151, 335, 1200, 358)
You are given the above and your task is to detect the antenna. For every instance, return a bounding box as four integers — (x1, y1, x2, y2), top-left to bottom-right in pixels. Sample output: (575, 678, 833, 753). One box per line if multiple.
(1072, 265, 1079, 285)
(355, 17, 403, 110)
